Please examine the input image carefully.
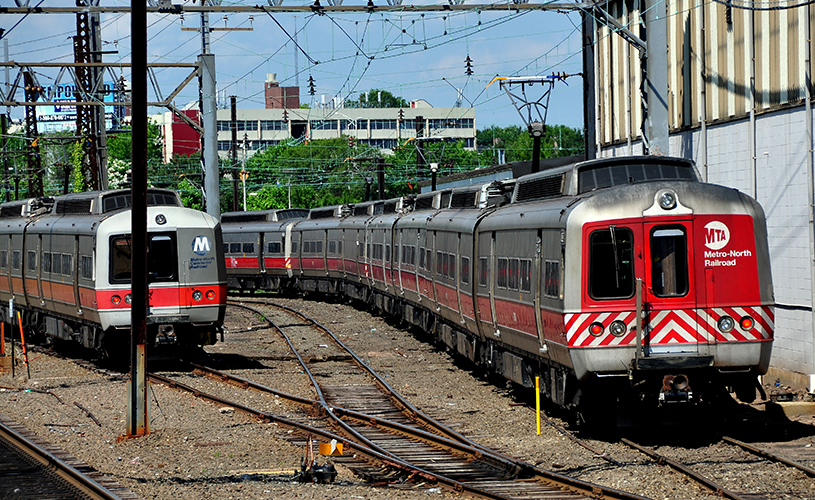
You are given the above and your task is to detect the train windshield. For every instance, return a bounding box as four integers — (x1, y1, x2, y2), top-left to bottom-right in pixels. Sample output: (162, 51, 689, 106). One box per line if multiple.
(588, 227, 634, 299)
(109, 233, 179, 284)
(650, 227, 689, 297)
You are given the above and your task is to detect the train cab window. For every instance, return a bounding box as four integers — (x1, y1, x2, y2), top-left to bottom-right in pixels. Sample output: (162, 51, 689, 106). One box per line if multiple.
(268, 241, 282, 254)
(544, 261, 560, 298)
(81, 256, 93, 280)
(147, 234, 177, 282)
(650, 227, 689, 297)
(41, 253, 51, 273)
(588, 227, 634, 299)
(229, 243, 241, 254)
(478, 257, 489, 287)
(27, 251, 36, 271)
(243, 242, 255, 254)
(12, 251, 20, 270)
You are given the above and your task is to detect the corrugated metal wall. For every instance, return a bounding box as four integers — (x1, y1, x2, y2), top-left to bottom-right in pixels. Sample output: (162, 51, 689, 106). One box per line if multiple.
(595, 1, 811, 146)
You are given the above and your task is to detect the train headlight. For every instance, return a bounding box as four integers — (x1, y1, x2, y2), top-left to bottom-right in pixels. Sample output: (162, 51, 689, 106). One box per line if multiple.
(717, 315, 735, 332)
(609, 320, 627, 337)
(659, 191, 677, 210)
(111, 295, 121, 305)
(155, 214, 167, 225)
(589, 322, 604, 336)
(740, 316, 755, 330)
(192, 290, 203, 301)
(206, 290, 216, 300)
(125, 294, 132, 304)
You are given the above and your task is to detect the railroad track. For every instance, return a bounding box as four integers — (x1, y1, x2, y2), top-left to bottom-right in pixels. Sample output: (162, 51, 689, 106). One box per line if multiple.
(148, 299, 651, 500)
(0, 414, 136, 500)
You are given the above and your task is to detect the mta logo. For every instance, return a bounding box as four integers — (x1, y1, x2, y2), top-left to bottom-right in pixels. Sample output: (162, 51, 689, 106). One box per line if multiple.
(704, 221, 730, 250)
(192, 235, 211, 256)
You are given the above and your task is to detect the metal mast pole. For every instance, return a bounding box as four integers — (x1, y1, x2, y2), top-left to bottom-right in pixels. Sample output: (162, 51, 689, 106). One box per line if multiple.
(200, 9, 219, 217)
(127, 0, 149, 438)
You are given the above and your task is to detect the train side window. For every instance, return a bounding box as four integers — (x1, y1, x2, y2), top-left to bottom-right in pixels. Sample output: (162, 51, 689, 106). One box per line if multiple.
(338, 241, 342, 254)
(0, 250, 7, 269)
(41, 253, 51, 273)
(223, 243, 229, 254)
(650, 227, 689, 297)
(436, 251, 443, 275)
(53, 252, 62, 275)
(497, 258, 508, 288)
(328, 240, 336, 254)
(62, 254, 73, 276)
(27, 251, 36, 271)
(12, 251, 20, 270)
(316, 241, 323, 254)
(461, 256, 470, 285)
(229, 243, 241, 254)
(508, 258, 519, 290)
(291, 241, 298, 253)
(426, 249, 432, 270)
(386, 245, 390, 262)
(243, 242, 255, 254)
(478, 257, 489, 287)
(268, 242, 282, 254)
(81, 256, 93, 280)
(449, 253, 456, 281)
(588, 227, 634, 299)
(544, 261, 560, 298)
(520, 259, 531, 292)
(419, 247, 425, 269)
(358, 242, 364, 257)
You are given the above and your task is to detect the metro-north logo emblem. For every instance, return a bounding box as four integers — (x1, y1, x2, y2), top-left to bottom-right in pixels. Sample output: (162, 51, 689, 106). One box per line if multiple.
(192, 235, 211, 256)
(704, 221, 730, 250)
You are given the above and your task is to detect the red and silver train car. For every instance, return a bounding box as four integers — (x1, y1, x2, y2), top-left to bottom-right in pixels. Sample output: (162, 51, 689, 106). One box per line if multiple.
(223, 156, 774, 418)
(221, 208, 309, 292)
(0, 189, 227, 356)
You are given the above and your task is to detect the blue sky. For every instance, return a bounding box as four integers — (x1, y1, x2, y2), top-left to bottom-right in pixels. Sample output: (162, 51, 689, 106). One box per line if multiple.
(3, 1, 585, 130)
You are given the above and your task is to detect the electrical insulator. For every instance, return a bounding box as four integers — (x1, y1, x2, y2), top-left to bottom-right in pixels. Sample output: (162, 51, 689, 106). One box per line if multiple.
(398, 109, 404, 120)
(465, 56, 473, 76)
(348, 136, 355, 148)
(283, 110, 289, 121)
(308, 75, 316, 96)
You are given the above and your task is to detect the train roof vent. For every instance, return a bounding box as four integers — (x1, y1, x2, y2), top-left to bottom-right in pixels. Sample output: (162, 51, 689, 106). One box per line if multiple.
(515, 174, 565, 202)
(414, 195, 435, 211)
(56, 198, 93, 215)
(383, 200, 398, 213)
(372, 202, 385, 215)
(0, 203, 25, 218)
(309, 207, 337, 219)
(353, 204, 370, 216)
(439, 190, 452, 209)
(275, 209, 309, 220)
(221, 213, 268, 224)
(450, 191, 478, 208)
(100, 190, 181, 214)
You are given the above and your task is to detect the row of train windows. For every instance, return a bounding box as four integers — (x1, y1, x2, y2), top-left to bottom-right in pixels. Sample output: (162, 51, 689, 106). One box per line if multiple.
(0, 250, 93, 280)
(476, 257, 561, 297)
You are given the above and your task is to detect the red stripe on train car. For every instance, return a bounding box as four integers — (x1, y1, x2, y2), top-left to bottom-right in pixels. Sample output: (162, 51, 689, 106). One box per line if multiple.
(226, 257, 259, 269)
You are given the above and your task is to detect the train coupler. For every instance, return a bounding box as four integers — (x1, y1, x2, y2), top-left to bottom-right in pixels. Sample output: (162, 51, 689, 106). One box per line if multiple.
(658, 374, 693, 405)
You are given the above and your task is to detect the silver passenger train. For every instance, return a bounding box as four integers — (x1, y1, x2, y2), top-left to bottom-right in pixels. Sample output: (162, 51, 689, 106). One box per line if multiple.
(0, 189, 227, 357)
(223, 156, 774, 420)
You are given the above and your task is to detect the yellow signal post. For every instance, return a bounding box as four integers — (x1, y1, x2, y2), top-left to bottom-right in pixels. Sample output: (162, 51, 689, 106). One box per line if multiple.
(535, 376, 541, 435)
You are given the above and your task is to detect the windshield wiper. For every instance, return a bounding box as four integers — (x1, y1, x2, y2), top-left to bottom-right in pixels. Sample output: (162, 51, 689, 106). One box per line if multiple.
(609, 225, 620, 288)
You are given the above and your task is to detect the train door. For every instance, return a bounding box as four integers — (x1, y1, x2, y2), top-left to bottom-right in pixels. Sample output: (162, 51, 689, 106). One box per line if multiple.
(642, 220, 701, 355)
(149, 233, 181, 316)
(259, 232, 266, 274)
(488, 231, 499, 336)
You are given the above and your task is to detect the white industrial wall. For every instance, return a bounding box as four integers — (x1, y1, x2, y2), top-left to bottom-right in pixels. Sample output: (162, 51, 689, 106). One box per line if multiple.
(599, 103, 815, 382)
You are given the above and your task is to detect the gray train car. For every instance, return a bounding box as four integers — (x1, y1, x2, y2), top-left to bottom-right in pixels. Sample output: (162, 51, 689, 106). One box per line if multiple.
(0, 189, 226, 355)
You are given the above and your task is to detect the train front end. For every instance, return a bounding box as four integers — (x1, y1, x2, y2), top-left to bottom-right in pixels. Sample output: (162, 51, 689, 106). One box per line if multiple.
(565, 159, 774, 406)
(97, 206, 227, 350)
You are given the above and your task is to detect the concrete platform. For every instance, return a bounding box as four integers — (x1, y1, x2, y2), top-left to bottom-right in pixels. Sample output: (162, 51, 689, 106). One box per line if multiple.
(768, 401, 815, 417)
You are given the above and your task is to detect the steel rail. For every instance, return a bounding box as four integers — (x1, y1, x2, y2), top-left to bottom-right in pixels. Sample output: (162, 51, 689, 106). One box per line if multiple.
(621, 438, 749, 500)
(233, 298, 478, 446)
(722, 436, 815, 477)
(0, 419, 123, 500)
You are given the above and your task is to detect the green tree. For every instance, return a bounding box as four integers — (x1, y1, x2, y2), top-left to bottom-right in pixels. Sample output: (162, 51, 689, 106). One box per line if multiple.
(477, 124, 584, 164)
(345, 89, 409, 108)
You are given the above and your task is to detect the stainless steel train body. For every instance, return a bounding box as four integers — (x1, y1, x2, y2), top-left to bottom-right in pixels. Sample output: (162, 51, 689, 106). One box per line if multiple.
(223, 156, 774, 413)
(221, 209, 308, 291)
(0, 189, 227, 354)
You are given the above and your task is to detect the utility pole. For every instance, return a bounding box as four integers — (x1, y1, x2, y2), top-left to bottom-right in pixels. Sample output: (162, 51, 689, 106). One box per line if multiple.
(199, 8, 219, 217)
(0, 114, 8, 202)
(376, 157, 385, 200)
(414, 115, 424, 183)
(230, 96, 238, 212)
(23, 72, 43, 198)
